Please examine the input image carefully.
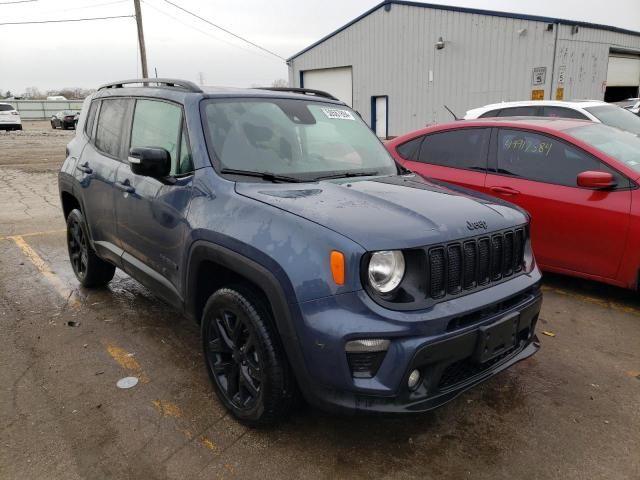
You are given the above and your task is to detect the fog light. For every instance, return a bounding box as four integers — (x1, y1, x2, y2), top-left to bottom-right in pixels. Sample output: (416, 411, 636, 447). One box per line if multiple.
(345, 338, 389, 353)
(408, 369, 421, 389)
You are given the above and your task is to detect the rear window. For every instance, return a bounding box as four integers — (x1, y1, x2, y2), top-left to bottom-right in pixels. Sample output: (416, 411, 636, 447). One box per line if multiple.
(95, 98, 129, 158)
(395, 136, 423, 160)
(584, 105, 640, 135)
(417, 128, 490, 170)
(0, 104, 14, 112)
(84, 101, 98, 138)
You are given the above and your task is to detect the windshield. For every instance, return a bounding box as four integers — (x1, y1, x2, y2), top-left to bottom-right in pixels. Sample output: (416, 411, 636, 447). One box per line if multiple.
(569, 123, 640, 173)
(584, 105, 640, 134)
(0, 104, 14, 112)
(202, 98, 397, 180)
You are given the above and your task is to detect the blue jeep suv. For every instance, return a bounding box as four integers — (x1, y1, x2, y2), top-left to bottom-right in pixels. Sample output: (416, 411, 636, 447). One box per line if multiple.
(58, 79, 542, 424)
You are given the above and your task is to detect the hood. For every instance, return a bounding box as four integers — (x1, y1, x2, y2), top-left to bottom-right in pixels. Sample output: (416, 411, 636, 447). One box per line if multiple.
(236, 175, 527, 251)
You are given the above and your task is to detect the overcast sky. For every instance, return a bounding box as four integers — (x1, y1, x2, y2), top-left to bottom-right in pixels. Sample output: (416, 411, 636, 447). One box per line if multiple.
(1, 0, 638, 93)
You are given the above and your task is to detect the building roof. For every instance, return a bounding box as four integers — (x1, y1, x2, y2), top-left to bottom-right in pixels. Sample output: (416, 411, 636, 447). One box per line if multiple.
(287, 0, 640, 61)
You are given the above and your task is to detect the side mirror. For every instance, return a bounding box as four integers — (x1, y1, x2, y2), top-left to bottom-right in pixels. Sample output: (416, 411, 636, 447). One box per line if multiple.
(128, 147, 171, 178)
(577, 170, 616, 189)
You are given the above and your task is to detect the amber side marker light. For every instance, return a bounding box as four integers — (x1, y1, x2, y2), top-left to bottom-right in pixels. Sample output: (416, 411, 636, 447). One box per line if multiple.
(330, 250, 345, 285)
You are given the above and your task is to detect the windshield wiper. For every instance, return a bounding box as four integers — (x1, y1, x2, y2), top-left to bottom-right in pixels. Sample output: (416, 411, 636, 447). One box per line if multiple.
(313, 170, 380, 181)
(220, 168, 306, 183)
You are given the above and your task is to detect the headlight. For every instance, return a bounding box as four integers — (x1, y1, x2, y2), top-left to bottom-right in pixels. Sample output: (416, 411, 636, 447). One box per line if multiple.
(368, 250, 405, 293)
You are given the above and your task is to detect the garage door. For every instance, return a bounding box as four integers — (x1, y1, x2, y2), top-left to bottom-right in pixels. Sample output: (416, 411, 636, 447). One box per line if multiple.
(607, 55, 640, 87)
(301, 67, 353, 106)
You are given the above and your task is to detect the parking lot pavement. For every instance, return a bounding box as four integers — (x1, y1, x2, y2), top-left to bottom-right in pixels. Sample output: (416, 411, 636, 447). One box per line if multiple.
(1, 124, 639, 479)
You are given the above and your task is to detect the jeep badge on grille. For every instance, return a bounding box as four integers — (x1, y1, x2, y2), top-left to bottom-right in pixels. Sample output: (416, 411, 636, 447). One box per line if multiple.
(467, 220, 487, 230)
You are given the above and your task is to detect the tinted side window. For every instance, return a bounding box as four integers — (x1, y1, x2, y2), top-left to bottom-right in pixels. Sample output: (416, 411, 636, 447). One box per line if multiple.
(130, 99, 182, 175)
(84, 101, 98, 138)
(479, 109, 501, 118)
(396, 136, 423, 160)
(497, 129, 603, 186)
(542, 106, 589, 120)
(95, 98, 129, 158)
(178, 125, 194, 175)
(497, 106, 539, 117)
(417, 129, 490, 170)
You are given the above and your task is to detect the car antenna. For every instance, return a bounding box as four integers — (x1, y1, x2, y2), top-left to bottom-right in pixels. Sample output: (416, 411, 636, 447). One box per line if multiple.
(443, 105, 459, 120)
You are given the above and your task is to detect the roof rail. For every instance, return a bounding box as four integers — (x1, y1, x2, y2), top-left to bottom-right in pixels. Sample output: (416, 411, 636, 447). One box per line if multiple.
(98, 78, 203, 93)
(256, 87, 340, 101)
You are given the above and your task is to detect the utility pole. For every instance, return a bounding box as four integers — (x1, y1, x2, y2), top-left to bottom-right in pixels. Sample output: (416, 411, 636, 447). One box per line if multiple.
(133, 0, 148, 79)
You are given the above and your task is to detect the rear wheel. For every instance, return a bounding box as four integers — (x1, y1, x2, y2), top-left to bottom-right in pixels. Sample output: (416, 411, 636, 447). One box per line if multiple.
(66, 209, 115, 287)
(202, 287, 294, 425)
(51, 121, 56, 129)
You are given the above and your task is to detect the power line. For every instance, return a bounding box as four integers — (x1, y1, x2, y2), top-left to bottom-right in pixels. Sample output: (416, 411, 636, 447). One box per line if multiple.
(0, 14, 133, 25)
(159, 0, 285, 61)
(141, 0, 281, 62)
(0, 0, 38, 5)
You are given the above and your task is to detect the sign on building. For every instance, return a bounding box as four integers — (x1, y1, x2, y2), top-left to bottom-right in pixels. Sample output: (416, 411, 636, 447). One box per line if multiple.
(558, 66, 566, 85)
(532, 67, 547, 86)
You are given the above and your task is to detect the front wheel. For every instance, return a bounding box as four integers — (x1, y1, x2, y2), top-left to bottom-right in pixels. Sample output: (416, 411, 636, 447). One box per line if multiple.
(202, 287, 295, 425)
(66, 209, 115, 287)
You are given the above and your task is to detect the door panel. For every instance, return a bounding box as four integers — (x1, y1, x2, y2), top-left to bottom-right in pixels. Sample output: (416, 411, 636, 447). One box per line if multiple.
(75, 98, 132, 266)
(372, 96, 388, 138)
(487, 128, 631, 279)
(114, 99, 193, 306)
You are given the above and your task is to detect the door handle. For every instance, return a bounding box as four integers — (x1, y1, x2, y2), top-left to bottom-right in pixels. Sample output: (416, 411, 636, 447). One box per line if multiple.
(115, 180, 135, 194)
(490, 186, 520, 196)
(76, 161, 92, 174)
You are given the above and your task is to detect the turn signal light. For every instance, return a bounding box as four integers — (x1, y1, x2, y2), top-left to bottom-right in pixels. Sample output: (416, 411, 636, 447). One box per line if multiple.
(330, 250, 345, 285)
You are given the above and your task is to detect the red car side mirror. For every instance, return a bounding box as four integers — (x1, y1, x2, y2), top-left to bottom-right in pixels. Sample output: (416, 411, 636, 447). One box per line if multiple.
(577, 171, 616, 189)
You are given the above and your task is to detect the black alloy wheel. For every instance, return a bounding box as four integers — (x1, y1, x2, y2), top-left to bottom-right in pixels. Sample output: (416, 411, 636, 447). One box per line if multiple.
(65, 209, 115, 287)
(205, 303, 263, 410)
(202, 288, 295, 425)
(67, 213, 89, 280)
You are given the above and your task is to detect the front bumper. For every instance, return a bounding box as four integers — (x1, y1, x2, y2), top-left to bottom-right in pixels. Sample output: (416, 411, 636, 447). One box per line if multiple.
(292, 269, 542, 413)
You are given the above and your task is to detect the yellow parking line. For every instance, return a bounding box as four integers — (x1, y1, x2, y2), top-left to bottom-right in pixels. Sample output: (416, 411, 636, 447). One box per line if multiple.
(106, 343, 149, 383)
(11, 235, 80, 309)
(0, 229, 65, 241)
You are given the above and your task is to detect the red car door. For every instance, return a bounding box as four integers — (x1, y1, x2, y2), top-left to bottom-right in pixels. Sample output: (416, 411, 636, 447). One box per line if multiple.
(391, 128, 490, 191)
(485, 128, 631, 280)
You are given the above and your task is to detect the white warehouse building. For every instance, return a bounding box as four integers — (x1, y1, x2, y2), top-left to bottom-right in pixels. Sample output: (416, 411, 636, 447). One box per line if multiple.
(287, 0, 640, 137)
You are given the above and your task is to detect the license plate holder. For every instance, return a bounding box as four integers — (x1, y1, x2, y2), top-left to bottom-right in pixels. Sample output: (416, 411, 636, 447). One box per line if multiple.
(473, 311, 520, 363)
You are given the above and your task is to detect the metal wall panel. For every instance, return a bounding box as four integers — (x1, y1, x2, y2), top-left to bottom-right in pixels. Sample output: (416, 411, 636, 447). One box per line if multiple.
(289, 4, 640, 136)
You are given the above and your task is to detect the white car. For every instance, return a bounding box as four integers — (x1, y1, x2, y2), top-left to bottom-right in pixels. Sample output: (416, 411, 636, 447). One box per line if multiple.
(464, 100, 640, 134)
(0, 102, 22, 131)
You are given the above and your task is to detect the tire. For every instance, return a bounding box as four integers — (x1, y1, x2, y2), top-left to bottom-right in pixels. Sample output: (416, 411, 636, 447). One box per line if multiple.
(66, 209, 115, 287)
(202, 287, 295, 426)
(51, 121, 56, 129)
(16, 125, 22, 131)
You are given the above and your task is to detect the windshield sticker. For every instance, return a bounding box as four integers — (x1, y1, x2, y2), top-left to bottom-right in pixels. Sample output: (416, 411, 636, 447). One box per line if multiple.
(321, 108, 355, 120)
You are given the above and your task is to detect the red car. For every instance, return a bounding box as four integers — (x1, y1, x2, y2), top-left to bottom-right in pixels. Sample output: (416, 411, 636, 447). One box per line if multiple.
(386, 117, 640, 290)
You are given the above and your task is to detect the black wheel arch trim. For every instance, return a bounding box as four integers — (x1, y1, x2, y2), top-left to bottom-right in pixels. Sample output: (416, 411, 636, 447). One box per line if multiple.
(185, 234, 317, 400)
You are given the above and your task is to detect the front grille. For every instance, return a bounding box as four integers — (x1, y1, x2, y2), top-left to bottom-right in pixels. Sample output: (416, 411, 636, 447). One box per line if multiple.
(426, 228, 526, 300)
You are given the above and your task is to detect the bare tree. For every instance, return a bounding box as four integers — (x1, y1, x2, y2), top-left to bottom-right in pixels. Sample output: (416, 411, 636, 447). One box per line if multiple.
(271, 79, 288, 88)
(23, 86, 44, 99)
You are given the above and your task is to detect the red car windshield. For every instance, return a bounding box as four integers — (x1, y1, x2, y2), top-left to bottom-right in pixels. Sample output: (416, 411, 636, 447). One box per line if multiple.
(569, 123, 640, 173)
